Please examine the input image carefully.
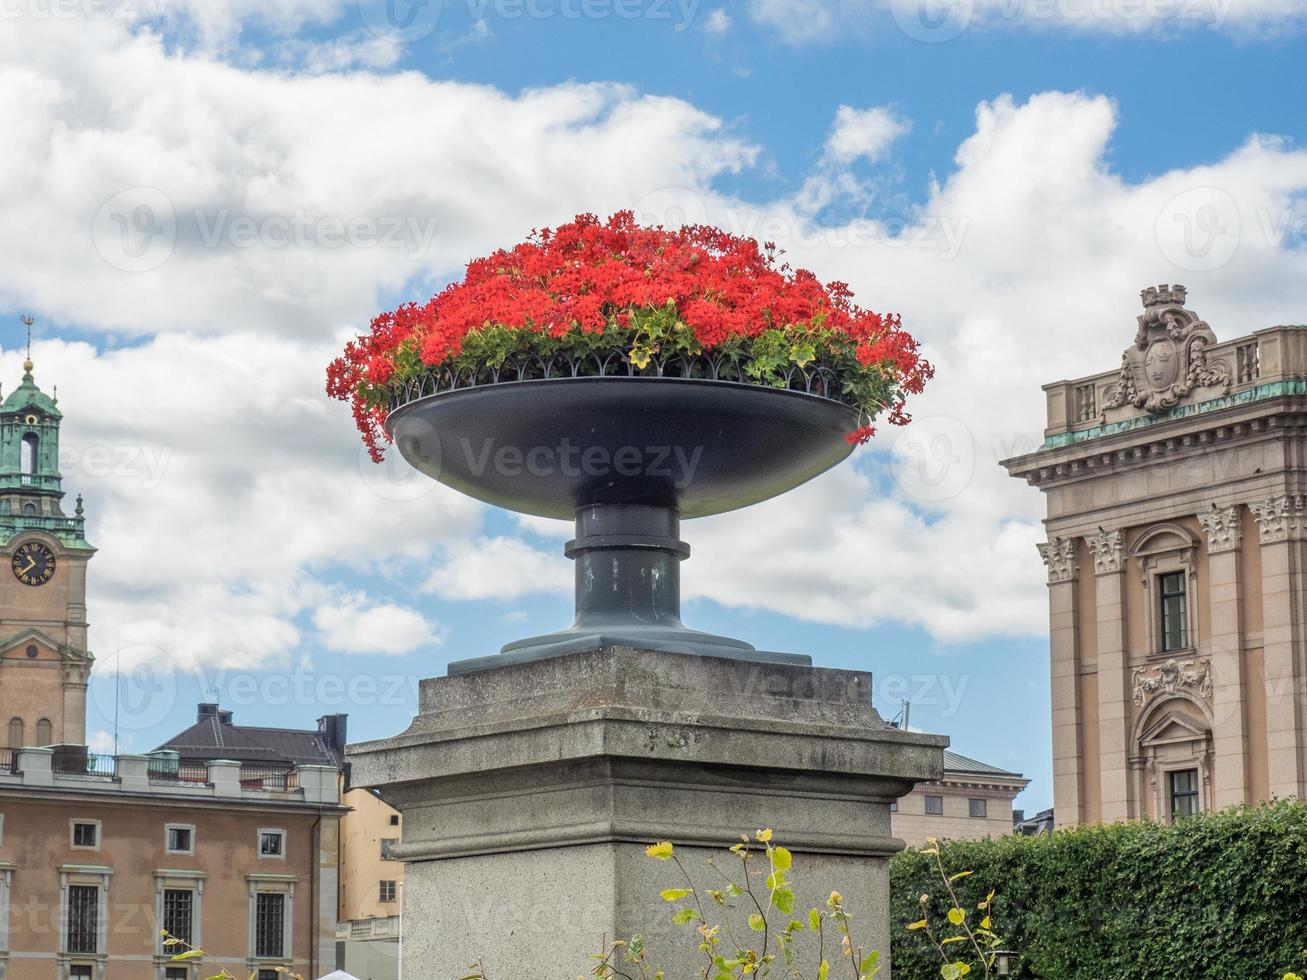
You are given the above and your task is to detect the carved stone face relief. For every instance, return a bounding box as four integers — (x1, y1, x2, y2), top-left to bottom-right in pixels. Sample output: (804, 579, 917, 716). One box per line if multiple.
(1103, 285, 1233, 415)
(1144, 338, 1179, 389)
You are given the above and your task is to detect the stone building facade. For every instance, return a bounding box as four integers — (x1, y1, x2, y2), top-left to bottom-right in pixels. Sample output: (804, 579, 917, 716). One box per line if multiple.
(890, 750, 1028, 846)
(1004, 285, 1307, 827)
(0, 353, 347, 978)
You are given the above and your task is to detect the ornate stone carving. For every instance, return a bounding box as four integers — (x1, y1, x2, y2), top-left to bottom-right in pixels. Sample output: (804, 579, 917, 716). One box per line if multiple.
(1086, 528, 1124, 575)
(1102, 285, 1232, 414)
(1250, 494, 1307, 544)
(1132, 658, 1214, 705)
(1038, 538, 1077, 584)
(1197, 504, 1242, 553)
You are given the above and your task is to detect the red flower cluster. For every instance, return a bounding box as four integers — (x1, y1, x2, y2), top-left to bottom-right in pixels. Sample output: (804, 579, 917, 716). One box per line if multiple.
(329, 212, 932, 460)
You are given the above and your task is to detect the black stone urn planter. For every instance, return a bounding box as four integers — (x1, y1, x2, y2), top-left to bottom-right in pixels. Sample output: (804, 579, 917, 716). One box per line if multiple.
(387, 373, 860, 674)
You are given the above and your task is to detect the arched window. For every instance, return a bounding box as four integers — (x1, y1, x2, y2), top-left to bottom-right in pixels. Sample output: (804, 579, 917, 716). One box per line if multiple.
(7, 718, 23, 748)
(20, 433, 38, 476)
(35, 718, 52, 745)
(21, 503, 36, 516)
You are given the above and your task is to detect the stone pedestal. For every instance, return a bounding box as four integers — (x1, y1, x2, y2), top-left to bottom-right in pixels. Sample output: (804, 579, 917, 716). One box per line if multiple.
(350, 648, 945, 980)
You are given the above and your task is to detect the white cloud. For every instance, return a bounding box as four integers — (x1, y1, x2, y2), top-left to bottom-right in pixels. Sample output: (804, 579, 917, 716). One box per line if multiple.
(0, 13, 758, 671)
(748, 0, 1306, 42)
(824, 105, 910, 164)
(425, 537, 565, 601)
(415, 91, 1307, 641)
(5, 11, 1307, 662)
(704, 8, 733, 34)
(313, 593, 442, 655)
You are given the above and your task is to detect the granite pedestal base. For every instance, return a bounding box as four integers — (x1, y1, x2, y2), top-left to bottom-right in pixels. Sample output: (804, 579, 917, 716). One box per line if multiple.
(349, 648, 946, 979)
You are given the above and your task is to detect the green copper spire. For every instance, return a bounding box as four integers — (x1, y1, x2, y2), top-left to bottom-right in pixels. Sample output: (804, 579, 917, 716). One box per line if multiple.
(0, 318, 90, 549)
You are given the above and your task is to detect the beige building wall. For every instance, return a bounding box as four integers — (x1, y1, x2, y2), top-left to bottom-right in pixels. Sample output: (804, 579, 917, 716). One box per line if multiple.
(339, 786, 403, 923)
(1006, 285, 1307, 827)
(0, 770, 341, 979)
(892, 775, 1028, 847)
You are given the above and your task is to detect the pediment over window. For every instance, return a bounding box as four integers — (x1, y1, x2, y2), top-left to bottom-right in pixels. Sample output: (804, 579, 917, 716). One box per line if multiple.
(0, 627, 90, 665)
(1131, 523, 1198, 558)
(1138, 705, 1211, 749)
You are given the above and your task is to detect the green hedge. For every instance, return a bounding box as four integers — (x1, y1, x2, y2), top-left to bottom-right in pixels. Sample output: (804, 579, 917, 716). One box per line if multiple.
(889, 799, 1307, 979)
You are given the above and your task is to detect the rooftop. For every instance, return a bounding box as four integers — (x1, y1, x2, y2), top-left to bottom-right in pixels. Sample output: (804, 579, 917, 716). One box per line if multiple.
(943, 749, 1024, 780)
(153, 703, 348, 770)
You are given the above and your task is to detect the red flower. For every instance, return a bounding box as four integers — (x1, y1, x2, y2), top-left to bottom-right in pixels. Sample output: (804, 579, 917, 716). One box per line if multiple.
(328, 212, 930, 461)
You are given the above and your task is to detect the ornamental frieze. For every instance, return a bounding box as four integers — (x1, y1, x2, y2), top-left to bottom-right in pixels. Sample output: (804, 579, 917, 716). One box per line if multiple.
(1197, 504, 1242, 554)
(1132, 658, 1213, 706)
(1103, 285, 1232, 414)
(1037, 538, 1077, 583)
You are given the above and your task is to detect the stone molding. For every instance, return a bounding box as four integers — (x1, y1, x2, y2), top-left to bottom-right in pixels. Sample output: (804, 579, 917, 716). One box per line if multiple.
(1197, 504, 1242, 553)
(1086, 528, 1125, 575)
(1250, 494, 1307, 544)
(1131, 658, 1214, 706)
(1037, 538, 1078, 584)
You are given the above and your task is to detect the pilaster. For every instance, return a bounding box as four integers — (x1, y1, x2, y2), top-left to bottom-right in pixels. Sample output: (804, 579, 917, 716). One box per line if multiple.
(1088, 528, 1134, 822)
(1250, 495, 1307, 799)
(1197, 504, 1250, 807)
(1038, 537, 1084, 826)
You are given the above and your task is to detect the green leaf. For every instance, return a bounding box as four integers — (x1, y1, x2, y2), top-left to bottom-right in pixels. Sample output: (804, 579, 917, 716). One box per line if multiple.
(771, 847, 793, 871)
(772, 888, 795, 915)
(809, 909, 822, 931)
(948, 871, 974, 883)
(660, 888, 691, 902)
(818, 961, 830, 980)
(947, 907, 966, 926)
(748, 913, 767, 932)
(860, 951, 880, 973)
(671, 908, 698, 925)
(170, 951, 205, 961)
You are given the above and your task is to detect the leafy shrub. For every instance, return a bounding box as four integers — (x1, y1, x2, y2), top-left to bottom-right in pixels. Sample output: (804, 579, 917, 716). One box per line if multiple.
(889, 800, 1307, 979)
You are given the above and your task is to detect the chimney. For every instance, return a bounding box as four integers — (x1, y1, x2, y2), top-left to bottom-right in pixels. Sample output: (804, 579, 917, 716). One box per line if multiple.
(318, 713, 348, 753)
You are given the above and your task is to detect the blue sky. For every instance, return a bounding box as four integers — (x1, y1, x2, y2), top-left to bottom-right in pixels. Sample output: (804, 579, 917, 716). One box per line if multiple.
(4, 0, 1307, 815)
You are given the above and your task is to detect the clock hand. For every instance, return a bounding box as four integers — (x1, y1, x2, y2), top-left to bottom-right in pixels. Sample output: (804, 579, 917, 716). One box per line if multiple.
(20, 557, 36, 574)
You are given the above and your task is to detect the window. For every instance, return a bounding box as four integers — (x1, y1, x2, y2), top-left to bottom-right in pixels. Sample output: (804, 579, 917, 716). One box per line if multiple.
(24, 644, 37, 659)
(258, 829, 285, 858)
(969, 798, 988, 818)
(1170, 768, 1200, 822)
(166, 969, 189, 980)
(389, 814, 400, 826)
(71, 968, 93, 980)
(379, 880, 397, 903)
(254, 892, 285, 958)
(166, 825, 194, 855)
(1159, 572, 1188, 652)
(258, 972, 280, 980)
(20, 433, 37, 476)
(889, 801, 898, 813)
(1075, 383, 1097, 422)
(162, 888, 194, 947)
(1237, 342, 1260, 383)
(21, 503, 36, 516)
(71, 821, 99, 849)
(924, 795, 943, 815)
(7, 718, 22, 747)
(35, 718, 52, 745)
(380, 838, 398, 860)
(67, 884, 99, 953)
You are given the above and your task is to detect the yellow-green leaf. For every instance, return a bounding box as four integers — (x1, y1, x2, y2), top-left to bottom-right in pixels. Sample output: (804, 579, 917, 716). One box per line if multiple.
(748, 913, 767, 932)
(660, 888, 691, 902)
(170, 951, 205, 961)
(771, 846, 793, 871)
(907, 920, 928, 931)
(947, 907, 966, 926)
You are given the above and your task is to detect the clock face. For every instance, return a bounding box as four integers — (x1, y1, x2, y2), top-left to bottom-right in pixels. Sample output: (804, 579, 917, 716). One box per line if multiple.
(11, 541, 56, 587)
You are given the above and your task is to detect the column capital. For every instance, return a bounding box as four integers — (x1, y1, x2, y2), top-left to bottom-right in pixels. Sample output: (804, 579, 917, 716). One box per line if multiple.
(1037, 537, 1078, 584)
(1250, 494, 1307, 544)
(1197, 504, 1242, 554)
(1086, 528, 1125, 575)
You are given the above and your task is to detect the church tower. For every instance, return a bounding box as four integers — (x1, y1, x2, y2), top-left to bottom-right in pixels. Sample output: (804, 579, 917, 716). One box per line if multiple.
(0, 328, 93, 748)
